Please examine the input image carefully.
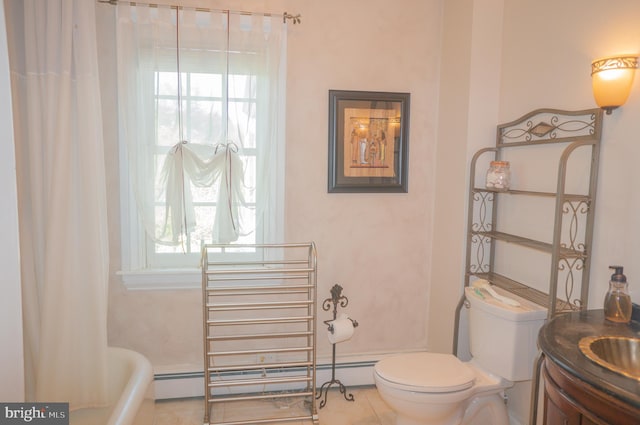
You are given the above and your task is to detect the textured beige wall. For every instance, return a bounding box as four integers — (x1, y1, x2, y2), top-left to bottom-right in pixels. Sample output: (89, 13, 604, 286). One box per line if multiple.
(430, 0, 640, 355)
(428, 0, 506, 354)
(477, 2, 640, 423)
(498, 0, 640, 310)
(103, 0, 640, 376)
(283, 0, 441, 359)
(102, 0, 443, 372)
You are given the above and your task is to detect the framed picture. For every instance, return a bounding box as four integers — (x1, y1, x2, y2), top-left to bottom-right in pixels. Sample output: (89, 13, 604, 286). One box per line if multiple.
(328, 90, 410, 193)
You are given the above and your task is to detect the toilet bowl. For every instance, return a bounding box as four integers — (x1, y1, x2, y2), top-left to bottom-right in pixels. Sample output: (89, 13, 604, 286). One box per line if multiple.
(374, 285, 547, 425)
(374, 352, 511, 425)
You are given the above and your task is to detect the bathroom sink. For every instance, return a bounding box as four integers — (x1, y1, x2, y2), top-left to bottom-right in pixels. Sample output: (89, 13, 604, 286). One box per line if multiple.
(579, 335, 640, 381)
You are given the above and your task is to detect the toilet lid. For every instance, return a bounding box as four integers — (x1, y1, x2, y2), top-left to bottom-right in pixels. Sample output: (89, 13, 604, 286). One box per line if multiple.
(375, 352, 475, 393)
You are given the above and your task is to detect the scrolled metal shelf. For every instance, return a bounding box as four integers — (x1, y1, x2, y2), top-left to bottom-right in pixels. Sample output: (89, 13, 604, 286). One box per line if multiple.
(471, 230, 587, 259)
(472, 187, 591, 201)
(470, 272, 579, 313)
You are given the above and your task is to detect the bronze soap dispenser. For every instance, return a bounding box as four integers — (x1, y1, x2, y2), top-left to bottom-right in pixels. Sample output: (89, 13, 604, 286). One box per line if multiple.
(604, 265, 632, 323)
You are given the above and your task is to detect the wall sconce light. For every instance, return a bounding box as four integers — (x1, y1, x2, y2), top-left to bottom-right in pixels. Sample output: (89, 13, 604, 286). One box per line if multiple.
(591, 55, 638, 114)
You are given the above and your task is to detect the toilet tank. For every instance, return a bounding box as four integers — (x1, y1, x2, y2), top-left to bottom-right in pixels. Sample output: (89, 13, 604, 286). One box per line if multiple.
(465, 285, 547, 381)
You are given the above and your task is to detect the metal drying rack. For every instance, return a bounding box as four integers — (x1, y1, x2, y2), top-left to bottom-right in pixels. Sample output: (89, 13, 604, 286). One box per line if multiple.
(202, 243, 319, 425)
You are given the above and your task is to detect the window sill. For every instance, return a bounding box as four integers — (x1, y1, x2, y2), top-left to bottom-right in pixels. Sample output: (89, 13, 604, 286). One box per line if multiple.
(118, 268, 201, 290)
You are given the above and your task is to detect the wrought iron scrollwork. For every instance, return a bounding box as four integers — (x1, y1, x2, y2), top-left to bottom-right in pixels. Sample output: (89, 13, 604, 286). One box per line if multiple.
(316, 284, 358, 409)
(469, 191, 493, 274)
(500, 111, 598, 143)
(557, 257, 585, 312)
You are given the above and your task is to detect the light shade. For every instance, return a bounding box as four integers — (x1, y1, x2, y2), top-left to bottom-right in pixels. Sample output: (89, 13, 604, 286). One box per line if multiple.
(591, 55, 638, 114)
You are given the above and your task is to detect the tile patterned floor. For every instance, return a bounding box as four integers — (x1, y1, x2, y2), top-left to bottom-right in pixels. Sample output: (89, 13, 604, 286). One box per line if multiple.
(154, 386, 395, 425)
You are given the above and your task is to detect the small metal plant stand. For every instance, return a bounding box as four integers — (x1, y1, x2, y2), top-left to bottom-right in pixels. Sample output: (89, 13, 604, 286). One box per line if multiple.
(316, 284, 359, 409)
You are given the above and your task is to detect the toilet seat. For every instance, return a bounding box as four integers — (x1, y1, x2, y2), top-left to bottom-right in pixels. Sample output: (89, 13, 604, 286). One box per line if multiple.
(374, 352, 475, 393)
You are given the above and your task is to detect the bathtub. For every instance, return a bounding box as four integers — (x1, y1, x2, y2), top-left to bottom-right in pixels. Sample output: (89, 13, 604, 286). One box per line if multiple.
(69, 347, 155, 425)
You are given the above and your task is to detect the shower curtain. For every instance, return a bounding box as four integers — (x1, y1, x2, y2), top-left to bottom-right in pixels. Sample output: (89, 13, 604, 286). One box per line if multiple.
(6, 0, 109, 409)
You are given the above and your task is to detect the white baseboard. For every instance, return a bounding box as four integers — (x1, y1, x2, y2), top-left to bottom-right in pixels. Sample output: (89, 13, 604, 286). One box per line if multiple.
(155, 372, 205, 400)
(154, 360, 378, 400)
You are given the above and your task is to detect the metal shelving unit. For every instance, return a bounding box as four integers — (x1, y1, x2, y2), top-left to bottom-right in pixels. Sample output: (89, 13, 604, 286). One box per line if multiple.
(454, 108, 603, 425)
(460, 108, 603, 319)
(202, 243, 319, 425)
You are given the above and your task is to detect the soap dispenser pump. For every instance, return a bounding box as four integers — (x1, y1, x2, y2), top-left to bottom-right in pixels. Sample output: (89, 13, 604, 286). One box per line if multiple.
(604, 265, 632, 323)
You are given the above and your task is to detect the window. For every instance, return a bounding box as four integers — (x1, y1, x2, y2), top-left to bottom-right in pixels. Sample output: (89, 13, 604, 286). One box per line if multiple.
(115, 6, 286, 288)
(148, 70, 260, 269)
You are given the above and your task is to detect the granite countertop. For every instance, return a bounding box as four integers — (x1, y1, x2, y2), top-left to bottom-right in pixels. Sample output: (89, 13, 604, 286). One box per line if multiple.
(538, 308, 640, 408)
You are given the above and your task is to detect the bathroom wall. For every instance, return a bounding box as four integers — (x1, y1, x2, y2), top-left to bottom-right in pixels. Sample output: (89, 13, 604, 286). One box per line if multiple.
(102, 0, 443, 373)
(497, 0, 640, 309)
(428, 0, 505, 354)
(433, 1, 640, 423)
(101, 0, 640, 391)
(431, 0, 640, 346)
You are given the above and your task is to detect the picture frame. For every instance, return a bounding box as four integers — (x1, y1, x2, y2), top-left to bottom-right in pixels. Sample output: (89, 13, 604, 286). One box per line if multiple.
(328, 90, 410, 193)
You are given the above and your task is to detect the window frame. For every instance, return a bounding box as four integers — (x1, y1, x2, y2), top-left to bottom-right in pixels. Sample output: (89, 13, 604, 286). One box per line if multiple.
(118, 50, 284, 290)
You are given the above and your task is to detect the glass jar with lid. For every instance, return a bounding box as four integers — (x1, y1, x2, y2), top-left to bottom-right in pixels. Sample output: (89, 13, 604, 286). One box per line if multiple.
(485, 161, 510, 190)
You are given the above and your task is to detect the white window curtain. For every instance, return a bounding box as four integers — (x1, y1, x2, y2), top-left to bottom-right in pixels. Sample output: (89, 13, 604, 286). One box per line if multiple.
(115, 4, 287, 247)
(5, 0, 109, 409)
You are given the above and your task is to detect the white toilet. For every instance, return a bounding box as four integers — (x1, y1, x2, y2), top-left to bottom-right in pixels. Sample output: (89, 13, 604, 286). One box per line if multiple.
(374, 286, 547, 425)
